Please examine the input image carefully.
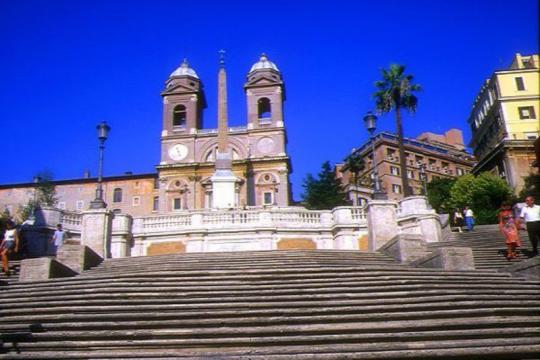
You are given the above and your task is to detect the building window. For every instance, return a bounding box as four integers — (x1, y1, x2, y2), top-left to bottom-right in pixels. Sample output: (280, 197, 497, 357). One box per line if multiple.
(390, 166, 400, 176)
(57, 202, 66, 210)
(153, 177, 160, 189)
(519, 106, 536, 119)
(456, 168, 464, 176)
(172, 105, 187, 127)
(525, 132, 538, 140)
(113, 188, 123, 203)
(76, 200, 84, 211)
(258, 98, 272, 123)
(153, 196, 159, 211)
(392, 184, 402, 194)
(407, 170, 415, 179)
(134, 181, 140, 189)
(132, 196, 141, 206)
(515, 77, 525, 91)
(263, 191, 273, 205)
(173, 198, 182, 210)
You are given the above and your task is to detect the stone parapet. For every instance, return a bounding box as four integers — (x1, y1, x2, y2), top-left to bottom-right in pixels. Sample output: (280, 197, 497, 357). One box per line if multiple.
(366, 200, 399, 251)
(378, 234, 430, 264)
(18, 258, 77, 282)
(500, 257, 540, 280)
(56, 244, 103, 273)
(411, 247, 475, 271)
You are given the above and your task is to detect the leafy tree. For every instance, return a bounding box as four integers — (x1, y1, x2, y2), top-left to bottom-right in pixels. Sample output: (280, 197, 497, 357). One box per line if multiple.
(519, 173, 540, 200)
(449, 174, 476, 209)
(426, 177, 456, 213)
(341, 152, 365, 188)
(449, 172, 513, 224)
(373, 64, 421, 197)
(34, 170, 58, 207)
(302, 161, 349, 210)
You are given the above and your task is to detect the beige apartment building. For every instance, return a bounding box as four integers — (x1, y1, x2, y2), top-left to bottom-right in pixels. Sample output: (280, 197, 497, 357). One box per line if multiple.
(337, 129, 476, 204)
(468, 53, 539, 192)
(0, 54, 292, 219)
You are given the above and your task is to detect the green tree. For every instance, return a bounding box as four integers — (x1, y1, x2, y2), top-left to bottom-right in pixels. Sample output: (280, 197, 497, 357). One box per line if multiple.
(34, 170, 58, 207)
(302, 161, 349, 210)
(449, 173, 513, 224)
(426, 177, 456, 213)
(373, 64, 421, 197)
(449, 174, 476, 209)
(519, 173, 540, 200)
(341, 152, 365, 188)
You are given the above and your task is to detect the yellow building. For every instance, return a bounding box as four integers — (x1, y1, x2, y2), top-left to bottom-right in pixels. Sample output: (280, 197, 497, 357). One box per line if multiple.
(468, 53, 540, 192)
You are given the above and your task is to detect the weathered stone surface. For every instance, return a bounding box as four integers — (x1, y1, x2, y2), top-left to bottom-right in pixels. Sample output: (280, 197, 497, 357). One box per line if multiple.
(411, 247, 475, 271)
(367, 200, 399, 251)
(18, 258, 77, 282)
(56, 244, 103, 273)
(80, 209, 113, 258)
(501, 257, 540, 280)
(277, 238, 316, 250)
(147, 241, 186, 256)
(379, 234, 430, 264)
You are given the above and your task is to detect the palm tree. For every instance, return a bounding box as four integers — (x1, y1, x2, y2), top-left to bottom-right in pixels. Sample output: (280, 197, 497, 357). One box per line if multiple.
(373, 64, 421, 197)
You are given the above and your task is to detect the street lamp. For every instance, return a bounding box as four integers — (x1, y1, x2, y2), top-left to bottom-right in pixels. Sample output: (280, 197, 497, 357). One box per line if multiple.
(363, 111, 387, 200)
(419, 163, 428, 195)
(89, 121, 111, 209)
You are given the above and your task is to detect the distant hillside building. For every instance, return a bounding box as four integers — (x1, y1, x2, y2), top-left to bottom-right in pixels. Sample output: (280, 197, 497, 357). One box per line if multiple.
(468, 53, 539, 192)
(336, 129, 476, 204)
(0, 54, 292, 217)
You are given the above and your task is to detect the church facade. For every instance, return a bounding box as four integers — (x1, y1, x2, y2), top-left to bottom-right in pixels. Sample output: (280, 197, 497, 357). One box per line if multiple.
(0, 54, 293, 217)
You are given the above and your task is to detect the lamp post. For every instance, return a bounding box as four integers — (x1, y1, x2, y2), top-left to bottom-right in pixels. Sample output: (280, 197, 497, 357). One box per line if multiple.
(419, 163, 428, 195)
(363, 111, 387, 200)
(89, 121, 111, 209)
(28, 176, 41, 223)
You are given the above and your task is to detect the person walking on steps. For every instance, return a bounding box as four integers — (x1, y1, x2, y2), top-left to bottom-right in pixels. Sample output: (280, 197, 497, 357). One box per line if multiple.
(464, 206, 475, 231)
(453, 208, 464, 233)
(498, 202, 521, 260)
(0, 220, 19, 276)
(519, 196, 540, 257)
(51, 223, 66, 254)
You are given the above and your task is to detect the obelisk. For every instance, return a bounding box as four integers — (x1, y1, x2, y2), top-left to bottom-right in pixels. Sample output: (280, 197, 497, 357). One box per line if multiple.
(211, 50, 238, 209)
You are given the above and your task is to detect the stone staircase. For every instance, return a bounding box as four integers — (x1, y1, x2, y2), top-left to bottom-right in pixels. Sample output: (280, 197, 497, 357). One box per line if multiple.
(430, 225, 534, 271)
(0, 260, 21, 287)
(1, 249, 540, 359)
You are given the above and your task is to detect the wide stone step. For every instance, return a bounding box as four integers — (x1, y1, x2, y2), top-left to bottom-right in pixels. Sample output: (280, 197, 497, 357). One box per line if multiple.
(2, 301, 539, 326)
(3, 293, 536, 313)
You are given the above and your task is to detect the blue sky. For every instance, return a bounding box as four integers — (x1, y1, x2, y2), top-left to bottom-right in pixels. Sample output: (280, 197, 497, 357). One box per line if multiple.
(0, 0, 538, 200)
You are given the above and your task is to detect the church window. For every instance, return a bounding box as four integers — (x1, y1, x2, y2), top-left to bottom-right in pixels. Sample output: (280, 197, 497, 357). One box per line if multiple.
(258, 98, 272, 122)
(113, 188, 123, 203)
(173, 198, 182, 210)
(173, 105, 187, 127)
(263, 191, 273, 205)
(153, 196, 159, 211)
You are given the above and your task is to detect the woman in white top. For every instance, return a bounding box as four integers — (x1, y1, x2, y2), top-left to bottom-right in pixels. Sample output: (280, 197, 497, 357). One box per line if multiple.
(1, 220, 19, 276)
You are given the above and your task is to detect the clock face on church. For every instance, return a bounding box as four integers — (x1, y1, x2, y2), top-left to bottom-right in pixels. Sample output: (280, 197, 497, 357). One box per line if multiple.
(168, 144, 188, 161)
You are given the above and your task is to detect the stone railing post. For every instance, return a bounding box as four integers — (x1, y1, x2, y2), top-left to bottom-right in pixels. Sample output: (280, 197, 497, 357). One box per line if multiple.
(367, 200, 399, 251)
(81, 209, 113, 258)
(399, 196, 442, 243)
(332, 207, 353, 225)
(111, 213, 133, 258)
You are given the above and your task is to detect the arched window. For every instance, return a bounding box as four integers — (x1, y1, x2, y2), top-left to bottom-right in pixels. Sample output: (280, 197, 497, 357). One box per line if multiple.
(113, 188, 123, 203)
(257, 98, 271, 121)
(172, 105, 187, 127)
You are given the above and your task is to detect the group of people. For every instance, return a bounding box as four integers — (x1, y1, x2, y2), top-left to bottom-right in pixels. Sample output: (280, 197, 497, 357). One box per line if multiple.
(498, 196, 540, 260)
(0, 222, 65, 277)
(452, 206, 476, 232)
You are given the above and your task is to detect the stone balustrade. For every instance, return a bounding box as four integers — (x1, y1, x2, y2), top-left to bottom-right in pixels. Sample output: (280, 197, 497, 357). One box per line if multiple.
(60, 210, 83, 231)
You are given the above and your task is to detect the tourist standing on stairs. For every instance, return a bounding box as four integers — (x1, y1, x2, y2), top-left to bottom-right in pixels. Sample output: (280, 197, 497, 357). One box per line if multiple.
(498, 202, 521, 260)
(453, 209, 464, 233)
(519, 196, 540, 257)
(50, 223, 66, 254)
(464, 206, 475, 231)
(0, 220, 19, 276)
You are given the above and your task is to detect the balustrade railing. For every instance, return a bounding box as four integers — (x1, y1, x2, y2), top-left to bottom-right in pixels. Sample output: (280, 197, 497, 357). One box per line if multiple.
(202, 211, 259, 226)
(142, 213, 192, 231)
(270, 210, 324, 225)
(351, 207, 367, 221)
(61, 210, 82, 230)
